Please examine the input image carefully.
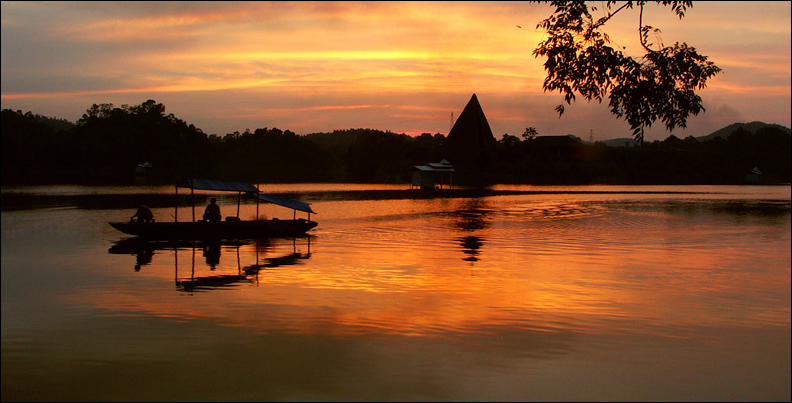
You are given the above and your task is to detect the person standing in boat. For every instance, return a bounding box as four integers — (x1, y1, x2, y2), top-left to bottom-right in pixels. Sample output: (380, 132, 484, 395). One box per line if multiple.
(203, 198, 222, 222)
(131, 202, 154, 223)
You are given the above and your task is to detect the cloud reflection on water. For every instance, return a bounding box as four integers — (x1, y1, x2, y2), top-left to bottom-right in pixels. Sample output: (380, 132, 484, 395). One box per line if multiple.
(2, 185, 790, 401)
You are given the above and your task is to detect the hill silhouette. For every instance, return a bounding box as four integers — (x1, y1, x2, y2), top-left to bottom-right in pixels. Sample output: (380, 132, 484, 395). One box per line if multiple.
(593, 122, 790, 148)
(2, 102, 790, 186)
(696, 121, 791, 142)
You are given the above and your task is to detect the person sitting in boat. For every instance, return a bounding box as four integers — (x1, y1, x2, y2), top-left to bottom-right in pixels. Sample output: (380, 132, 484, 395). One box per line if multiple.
(130, 203, 154, 223)
(203, 198, 222, 223)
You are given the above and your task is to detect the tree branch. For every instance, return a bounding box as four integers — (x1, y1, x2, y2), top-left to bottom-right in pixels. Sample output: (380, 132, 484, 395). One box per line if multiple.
(531, 1, 721, 144)
(591, 1, 633, 31)
(638, 2, 656, 53)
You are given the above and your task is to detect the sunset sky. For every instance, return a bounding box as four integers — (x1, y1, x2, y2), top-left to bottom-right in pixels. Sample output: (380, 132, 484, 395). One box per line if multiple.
(2, 1, 790, 142)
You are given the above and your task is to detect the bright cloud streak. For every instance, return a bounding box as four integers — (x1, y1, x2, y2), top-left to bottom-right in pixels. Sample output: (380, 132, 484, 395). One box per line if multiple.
(1, 1, 789, 142)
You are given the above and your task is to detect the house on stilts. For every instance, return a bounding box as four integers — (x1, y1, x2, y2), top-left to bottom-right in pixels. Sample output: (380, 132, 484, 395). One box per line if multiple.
(411, 159, 455, 190)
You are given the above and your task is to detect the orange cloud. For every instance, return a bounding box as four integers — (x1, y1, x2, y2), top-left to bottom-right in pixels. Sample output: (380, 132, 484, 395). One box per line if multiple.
(1, 2, 789, 138)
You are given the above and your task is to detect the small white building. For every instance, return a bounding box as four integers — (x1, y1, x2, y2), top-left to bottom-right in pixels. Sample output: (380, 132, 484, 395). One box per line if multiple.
(411, 159, 455, 190)
(746, 166, 762, 183)
(135, 162, 153, 184)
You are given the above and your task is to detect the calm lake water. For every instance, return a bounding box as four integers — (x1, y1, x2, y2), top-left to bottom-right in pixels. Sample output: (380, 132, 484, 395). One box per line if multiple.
(2, 184, 790, 401)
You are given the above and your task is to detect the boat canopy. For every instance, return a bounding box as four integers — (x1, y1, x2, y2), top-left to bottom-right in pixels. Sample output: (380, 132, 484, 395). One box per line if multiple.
(177, 178, 258, 193)
(246, 192, 316, 214)
(176, 178, 315, 215)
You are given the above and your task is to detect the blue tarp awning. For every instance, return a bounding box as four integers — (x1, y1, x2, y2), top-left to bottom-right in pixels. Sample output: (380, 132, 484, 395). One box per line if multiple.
(245, 192, 316, 214)
(176, 179, 315, 214)
(177, 178, 259, 192)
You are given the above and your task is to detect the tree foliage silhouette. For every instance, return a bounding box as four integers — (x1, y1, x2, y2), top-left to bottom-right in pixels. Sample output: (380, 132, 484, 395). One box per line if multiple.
(531, 1, 722, 143)
(4, 99, 788, 186)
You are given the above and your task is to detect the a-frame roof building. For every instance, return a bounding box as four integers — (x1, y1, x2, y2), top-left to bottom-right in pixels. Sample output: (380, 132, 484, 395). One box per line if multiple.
(441, 93, 497, 170)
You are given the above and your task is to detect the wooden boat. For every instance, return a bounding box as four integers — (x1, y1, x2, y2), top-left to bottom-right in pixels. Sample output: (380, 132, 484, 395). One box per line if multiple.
(109, 178, 317, 240)
(109, 218, 317, 240)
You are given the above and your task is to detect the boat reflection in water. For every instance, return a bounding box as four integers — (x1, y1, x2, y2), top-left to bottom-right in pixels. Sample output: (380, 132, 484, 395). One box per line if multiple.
(108, 236, 312, 292)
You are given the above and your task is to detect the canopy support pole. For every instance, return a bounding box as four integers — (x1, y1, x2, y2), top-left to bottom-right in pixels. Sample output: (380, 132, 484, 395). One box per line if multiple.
(190, 178, 195, 222)
(175, 185, 178, 222)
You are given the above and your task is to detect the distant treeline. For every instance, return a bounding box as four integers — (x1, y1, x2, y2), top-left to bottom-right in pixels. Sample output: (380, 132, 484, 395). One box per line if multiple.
(2, 100, 790, 185)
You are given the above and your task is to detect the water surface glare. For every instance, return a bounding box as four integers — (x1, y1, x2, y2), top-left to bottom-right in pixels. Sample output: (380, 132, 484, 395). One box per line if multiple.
(2, 185, 790, 401)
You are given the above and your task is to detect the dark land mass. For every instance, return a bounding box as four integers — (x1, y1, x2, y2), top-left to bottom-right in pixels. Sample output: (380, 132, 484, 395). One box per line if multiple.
(2, 101, 790, 187)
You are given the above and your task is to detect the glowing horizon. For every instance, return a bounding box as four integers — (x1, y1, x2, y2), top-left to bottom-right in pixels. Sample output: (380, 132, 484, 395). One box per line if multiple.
(2, 1, 789, 141)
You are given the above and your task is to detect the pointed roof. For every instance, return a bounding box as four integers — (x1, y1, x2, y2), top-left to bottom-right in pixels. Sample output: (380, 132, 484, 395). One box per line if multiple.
(441, 94, 497, 169)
